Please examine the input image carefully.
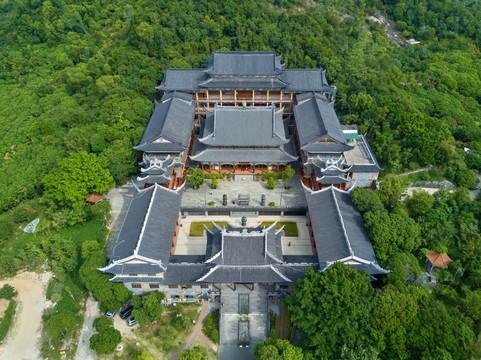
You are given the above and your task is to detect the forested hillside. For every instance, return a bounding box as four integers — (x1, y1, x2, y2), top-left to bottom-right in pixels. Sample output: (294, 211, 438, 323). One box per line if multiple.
(1, 0, 481, 358)
(1, 0, 481, 210)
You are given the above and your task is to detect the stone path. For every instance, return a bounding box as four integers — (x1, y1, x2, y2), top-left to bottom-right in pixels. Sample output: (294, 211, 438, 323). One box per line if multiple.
(218, 285, 268, 360)
(74, 294, 100, 360)
(171, 300, 217, 360)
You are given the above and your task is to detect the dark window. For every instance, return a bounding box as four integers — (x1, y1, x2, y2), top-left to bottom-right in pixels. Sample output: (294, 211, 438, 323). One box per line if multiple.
(131, 283, 142, 289)
(200, 285, 209, 289)
(182, 285, 192, 289)
(148, 273, 156, 276)
(168, 285, 178, 289)
(149, 283, 159, 289)
(128, 273, 137, 276)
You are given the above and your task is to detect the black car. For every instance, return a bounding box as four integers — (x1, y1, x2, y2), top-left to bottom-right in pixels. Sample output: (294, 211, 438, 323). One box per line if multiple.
(119, 305, 133, 319)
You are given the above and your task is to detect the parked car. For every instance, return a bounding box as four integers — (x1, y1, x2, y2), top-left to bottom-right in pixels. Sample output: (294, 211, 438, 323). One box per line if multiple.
(126, 317, 138, 327)
(105, 310, 117, 318)
(119, 305, 134, 319)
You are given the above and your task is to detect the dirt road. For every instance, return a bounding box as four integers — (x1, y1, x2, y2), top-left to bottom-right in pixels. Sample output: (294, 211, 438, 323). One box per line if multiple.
(0, 271, 52, 360)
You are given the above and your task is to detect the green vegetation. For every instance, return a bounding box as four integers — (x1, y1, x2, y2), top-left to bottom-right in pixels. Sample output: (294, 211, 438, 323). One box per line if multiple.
(260, 222, 298, 237)
(0, 300, 17, 342)
(267, 177, 276, 190)
(131, 291, 164, 326)
(204, 173, 225, 180)
(202, 309, 219, 344)
(186, 168, 205, 189)
(179, 346, 208, 360)
(44, 151, 115, 208)
(0, 285, 18, 342)
(268, 202, 276, 207)
(269, 312, 280, 339)
(254, 338, 303, 360)
(402, 169, 446, 183)
(90, 317, 121, 355)
(281, 165, 296, 183)
(189, 222, 229, 237)
(210, 178, 218, 190)
(207, 201, 216, 206)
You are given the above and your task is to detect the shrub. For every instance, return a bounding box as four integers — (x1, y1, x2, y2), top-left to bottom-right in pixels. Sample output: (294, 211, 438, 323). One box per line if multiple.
(0, 284, 17, 300)
(90, 327, 121, 355)
(267, 177, 276, 190)
(211, 178, 218, 189)
(208, 201, 216, 206)
(269, 202, 276, 207)
(282, 165, 295, 183)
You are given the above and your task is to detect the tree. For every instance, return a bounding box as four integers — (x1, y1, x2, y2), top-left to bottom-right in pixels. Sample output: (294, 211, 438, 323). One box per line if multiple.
(43, 151, 115, 208)
(371, 285, 419, 359)
(405, 190, 435, 218)
(46, 313, 77, 340)
(79, 253, 131, 311)
(81, 240, 100, 259)
(89, 327, 121, 355)
(211, 177, 218, 189)
(131, 291, 164, 325)
(267, 177, 276, 190)
(381, 175, 407, 207)
(41, 235, 78, 273)
(284, 264, 374, 359)
(282, 165, 295, 183)
(178, 346, 208, 360)
(254, 338, 303, 360)
(186, 168, 204, 189)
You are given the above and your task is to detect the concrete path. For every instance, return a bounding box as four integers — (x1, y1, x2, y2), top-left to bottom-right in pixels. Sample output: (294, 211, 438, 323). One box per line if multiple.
(74, 293, 100, 360)
(181, 175, 306, 209)
(171, 300, 215, 360)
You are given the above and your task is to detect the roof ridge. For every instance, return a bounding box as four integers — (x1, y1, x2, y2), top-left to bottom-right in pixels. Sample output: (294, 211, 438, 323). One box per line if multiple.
(134, 184, 158, 256)
(331, 187, 354, 257)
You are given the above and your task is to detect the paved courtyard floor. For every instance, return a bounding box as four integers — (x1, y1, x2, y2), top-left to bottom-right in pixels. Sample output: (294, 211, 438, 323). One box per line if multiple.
(174, 215, 313, 256)
(181, 175, 307, 209)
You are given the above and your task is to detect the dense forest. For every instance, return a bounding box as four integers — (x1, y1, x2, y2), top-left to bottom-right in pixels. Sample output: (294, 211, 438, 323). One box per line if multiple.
(0, 0, 481, 359)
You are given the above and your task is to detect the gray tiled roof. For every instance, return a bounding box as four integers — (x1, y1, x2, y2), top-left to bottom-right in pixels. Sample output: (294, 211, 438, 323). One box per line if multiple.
(136, 174, 172, 184)
(164, 264, 207, 285)
(107, 184, 183, 269)
(110, 276, 162, 283)
(199, 106, 289, 147)
(200, 77, 288, 89)
(316, 175, 349, 185)
(197, 265, 290, 283)
(156, 69, 208, 91)
(134, 92, 194, 151)
(304, 185, 378, 264)
(294, 93, 349, 150)
(344, 263, 390, 275)
(303, 142, 353, 153)
(102, 263, 164, 275)
(207, 51, 283, 76)
(155, 52, 334, 92)
(280, 69, 331, 92)
(206, 225, 283, 266)
(190, 143, 297, 164)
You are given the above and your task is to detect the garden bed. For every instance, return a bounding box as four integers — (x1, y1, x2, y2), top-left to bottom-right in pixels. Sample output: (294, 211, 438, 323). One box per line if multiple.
(260, 221, 298, 237)
(189, 222, 229, 236)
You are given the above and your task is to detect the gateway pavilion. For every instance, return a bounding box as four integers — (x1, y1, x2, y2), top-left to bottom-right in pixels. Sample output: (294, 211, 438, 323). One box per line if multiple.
(101, 51, 386, 302)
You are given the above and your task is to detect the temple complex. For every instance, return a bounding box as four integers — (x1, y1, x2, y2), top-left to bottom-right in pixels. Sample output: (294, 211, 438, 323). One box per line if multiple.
(103, 51, 387, 304)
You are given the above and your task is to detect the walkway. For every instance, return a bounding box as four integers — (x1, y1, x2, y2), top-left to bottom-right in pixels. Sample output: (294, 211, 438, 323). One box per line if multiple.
(171, 300, 217, 360)
(74, 293, 100, 360)
(218, 285, 269, 360)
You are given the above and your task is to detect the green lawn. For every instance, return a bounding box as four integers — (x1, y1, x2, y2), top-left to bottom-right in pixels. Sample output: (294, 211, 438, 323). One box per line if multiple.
(402, 169, 446, 183)
(260, 221, 298, 237)
(0, 300, 16, 342)
(189, 222, 229, 236)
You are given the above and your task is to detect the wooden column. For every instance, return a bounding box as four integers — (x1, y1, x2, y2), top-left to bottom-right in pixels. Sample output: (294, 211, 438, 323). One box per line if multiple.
(267, 90, 270, 106)
(206, 89, 210, 110)
(289, 93, 293, 112)
(234, 90, 237, 106)
(252, 89, 255, 106)
(220, 89, 223, 106)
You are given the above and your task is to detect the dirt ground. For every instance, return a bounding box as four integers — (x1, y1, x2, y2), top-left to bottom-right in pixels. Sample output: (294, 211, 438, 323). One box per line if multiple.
(0, 271, 52, 360)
